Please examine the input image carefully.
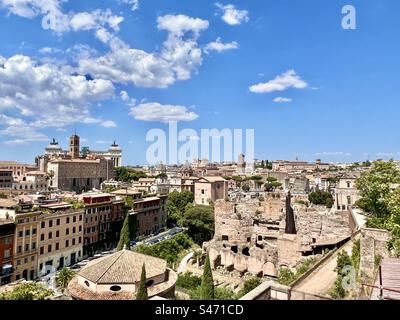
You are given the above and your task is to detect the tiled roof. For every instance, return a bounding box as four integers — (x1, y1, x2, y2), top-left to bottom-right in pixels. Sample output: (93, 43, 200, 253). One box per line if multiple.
(78, 250, 167, 284)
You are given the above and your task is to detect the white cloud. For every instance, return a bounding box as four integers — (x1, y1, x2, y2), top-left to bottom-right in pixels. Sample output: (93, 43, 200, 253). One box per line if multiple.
(204, 38, 238, 54)
(0, 1, 123, 34)
(79, 14, 210, 88)
(273, 97, 292, 103)
(101, 120, 117, 128)
(157, 14, 209, 37)
(129, 102, 199, 123)
(120, 91, 129, 101)
(69, 9, 123, 32)
(118, 0, 139, 11)
(39, 46, 63, 54)
(215, 3, 249, 25)
(0, 54, 115, 142)
(250, 70, 308, 94)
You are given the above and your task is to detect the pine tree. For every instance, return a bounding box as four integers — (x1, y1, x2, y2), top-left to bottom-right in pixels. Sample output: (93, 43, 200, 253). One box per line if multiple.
(136, 263, 149, 300)
(117, 214, 130, 251)
(200, 253, 214, 300)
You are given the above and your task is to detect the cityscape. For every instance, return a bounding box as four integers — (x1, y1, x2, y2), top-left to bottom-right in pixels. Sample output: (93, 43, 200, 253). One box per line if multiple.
(0, 0, 400, 308)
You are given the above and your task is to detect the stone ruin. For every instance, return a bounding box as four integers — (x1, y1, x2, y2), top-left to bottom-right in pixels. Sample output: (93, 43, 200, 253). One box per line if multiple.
(203, 191, 353, 278)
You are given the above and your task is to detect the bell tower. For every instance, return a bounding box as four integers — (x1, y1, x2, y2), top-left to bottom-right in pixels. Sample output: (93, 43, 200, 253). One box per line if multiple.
(69, 134, 80, 159)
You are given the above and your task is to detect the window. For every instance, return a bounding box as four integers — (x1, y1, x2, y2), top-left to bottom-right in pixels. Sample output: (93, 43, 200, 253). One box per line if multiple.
(41, 221, 45, 228)
(56, 230, 60, 237)
(73, 227, 76, 234)
(56, 243, 59, 250)
(48, 232, 52, 240)
(66, 228, 69, 235)
(73, 216, 76, 223)
(32, 228, 37, 235)
(66, 217, 70, 224)
(31, 256, 35, 262)
(18, 231, 23, 237)
(49, 220, 53, 227)
(65, 240, 69, 247)
(56, 219, 60, 226)
(25, 229, 30, 236)
(32, 242, 36, 250)
(347, 182, 351, 188)
(17, 260, 21, 266)
(110, 285, 121, 292)
(84, 281, 90, 287)
(4, 249, 10, 258)
(17, 245, 22, 253)
(24, 257, 28, 264)
(79, 237, 82, 244)
(39, 263, 43, 271)
(79, 215, 82, 221)
(4, 236, 12, 244)
(47, 245, 52, 253)
(40, 247, 44, 255)
(41, 234, 45, 241)
(72, 238, 75, 245)
(201, 189, 205, 194)
(347, 196, 352, 205)
(79, 226, 82, 232)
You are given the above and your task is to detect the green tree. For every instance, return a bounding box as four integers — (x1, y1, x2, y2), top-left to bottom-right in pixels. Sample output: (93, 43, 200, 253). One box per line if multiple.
(355, 160, 400, 217)
(308, 189, 334, 208)
(117, 214, 131, 251)
(200, 254, 214, 300)
(335, 250, 352, 274)
(180, 205, 214, 245)
(242, 184, 250, 192)
(176, 272, 202, 290)
(136, 264, 149, 300)
(55, 268, 76, 290)
(264, 177, 282, 192)
(167, 190, 194, 225)
(0, 283, 53, 300)
(237, 278, 262, 298)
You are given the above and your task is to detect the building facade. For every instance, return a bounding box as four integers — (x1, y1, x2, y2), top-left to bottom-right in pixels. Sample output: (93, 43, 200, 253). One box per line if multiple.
(129, 195, 167, 237)
(0, 221, 15, 285)
(194, 177, 228, 206)
(37, 204, 84, 273)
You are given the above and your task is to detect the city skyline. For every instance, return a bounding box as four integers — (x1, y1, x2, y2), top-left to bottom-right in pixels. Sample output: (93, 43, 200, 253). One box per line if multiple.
(1, 0, 400, 165)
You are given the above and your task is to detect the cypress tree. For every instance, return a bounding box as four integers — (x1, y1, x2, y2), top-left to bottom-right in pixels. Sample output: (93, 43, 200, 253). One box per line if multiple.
(200, 253, 214, 300)
(117, 214, 130, 251)
(136, 263, 149, 300)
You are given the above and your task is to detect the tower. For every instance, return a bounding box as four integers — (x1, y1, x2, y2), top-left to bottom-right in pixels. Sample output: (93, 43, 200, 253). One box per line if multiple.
(69, 134, 80, 159)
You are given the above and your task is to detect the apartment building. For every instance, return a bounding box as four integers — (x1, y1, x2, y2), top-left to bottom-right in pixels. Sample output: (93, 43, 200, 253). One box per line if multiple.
(129, 195, 167, 237)
(37, 203, 84, 274)
(12, 210, 40, 281)
(82, 193, 125, 251)
(0, 170, 13, 189)
(0, 221, 15, 285)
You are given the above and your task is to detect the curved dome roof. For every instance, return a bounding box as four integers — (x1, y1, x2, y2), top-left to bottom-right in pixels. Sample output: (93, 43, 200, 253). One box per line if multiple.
(109, 141, 122, 151)
(45, 138, 62, 151)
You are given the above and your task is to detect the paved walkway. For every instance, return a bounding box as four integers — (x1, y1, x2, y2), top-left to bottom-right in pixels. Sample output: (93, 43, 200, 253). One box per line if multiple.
(291, 235, 360, 299)
(177, 252, 194, 274)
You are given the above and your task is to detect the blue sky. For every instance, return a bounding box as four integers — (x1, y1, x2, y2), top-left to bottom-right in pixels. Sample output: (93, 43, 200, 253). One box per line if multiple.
(0, 0, 400, 165)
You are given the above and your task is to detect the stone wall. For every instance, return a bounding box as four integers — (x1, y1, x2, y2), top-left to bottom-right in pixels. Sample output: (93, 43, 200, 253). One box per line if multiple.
(360, 228, 390, 278)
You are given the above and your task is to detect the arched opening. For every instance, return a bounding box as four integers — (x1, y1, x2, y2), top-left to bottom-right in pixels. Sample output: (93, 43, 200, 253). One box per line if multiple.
(84, 281, 90, 287)
(242, 247, 250, 256)
(230, 245, 238, 254)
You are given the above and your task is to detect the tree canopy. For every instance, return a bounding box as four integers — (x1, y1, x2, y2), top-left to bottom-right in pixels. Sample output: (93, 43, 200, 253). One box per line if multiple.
(308, 189, 334, 208)
(0, 283, 53, 300)
(166, 190, 194, 225)
(180, 205, 214, 245)
(115, 167, 147, 182)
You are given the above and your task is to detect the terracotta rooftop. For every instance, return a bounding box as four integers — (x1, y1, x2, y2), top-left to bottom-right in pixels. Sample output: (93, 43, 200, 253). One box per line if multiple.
(0, 198, 18, 208)
(78, 250, 167, 284)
